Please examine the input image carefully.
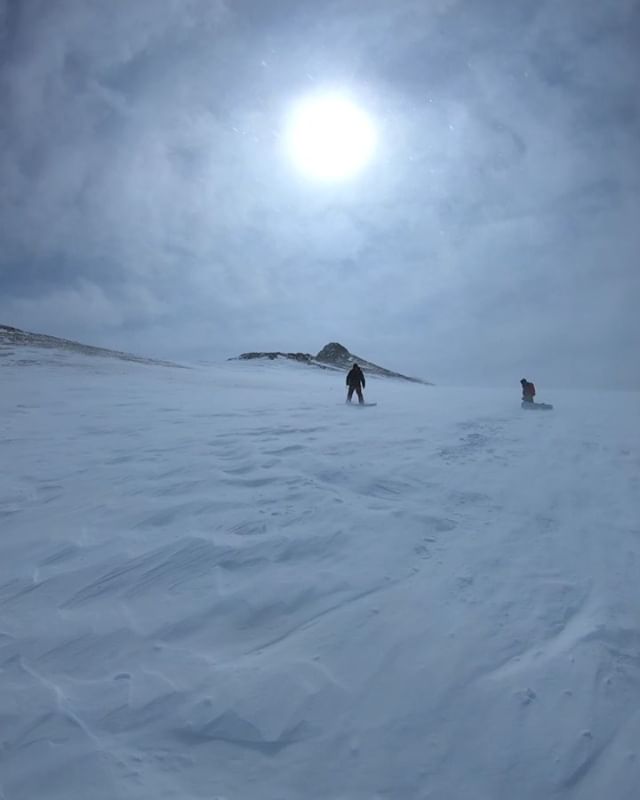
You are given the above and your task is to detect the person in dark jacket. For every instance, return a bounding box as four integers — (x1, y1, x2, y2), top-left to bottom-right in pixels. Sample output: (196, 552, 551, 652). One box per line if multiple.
(346, 363, 366, 404)
(520, 378, 536, 403)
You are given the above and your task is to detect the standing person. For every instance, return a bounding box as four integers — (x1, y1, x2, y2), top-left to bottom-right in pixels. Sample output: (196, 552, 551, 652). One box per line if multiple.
(520, 378, 536, 403)
(346, 363, 366, 404)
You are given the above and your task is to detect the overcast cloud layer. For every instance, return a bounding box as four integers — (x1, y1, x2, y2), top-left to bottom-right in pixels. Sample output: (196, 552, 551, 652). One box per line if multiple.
(1, 0, 639, 387)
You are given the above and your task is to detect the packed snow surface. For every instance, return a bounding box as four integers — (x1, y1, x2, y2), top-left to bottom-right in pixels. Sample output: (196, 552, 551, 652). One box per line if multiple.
(1, 349, 639, 800)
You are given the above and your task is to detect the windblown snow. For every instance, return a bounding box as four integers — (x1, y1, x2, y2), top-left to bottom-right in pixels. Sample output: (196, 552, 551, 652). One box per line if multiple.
(1, 347, 639, 800)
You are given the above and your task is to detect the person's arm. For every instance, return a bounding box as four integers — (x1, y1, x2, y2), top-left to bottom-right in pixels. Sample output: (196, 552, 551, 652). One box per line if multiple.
(362, 374, 366, 388)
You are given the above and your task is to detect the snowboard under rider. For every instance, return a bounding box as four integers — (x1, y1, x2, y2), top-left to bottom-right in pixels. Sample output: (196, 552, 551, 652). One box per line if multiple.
(520, 378, 536, 403)
(346, 363, 366, 404)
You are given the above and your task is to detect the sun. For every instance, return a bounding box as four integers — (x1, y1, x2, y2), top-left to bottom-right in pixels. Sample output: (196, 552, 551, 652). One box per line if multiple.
(285, 92, 377, 181)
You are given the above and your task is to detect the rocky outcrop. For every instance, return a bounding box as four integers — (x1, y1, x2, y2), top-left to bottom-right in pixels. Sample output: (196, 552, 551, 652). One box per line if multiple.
(235, 342, 431, 384)
(315, 342, 352, 367)
(239, 351, 313, 363)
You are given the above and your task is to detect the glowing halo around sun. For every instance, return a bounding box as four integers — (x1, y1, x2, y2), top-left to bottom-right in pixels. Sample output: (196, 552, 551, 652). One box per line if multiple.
(285, 93, 377, 181)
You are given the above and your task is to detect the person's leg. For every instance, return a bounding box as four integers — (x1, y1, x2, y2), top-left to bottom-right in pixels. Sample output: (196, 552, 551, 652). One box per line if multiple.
(347, 387, 354, 403)
(356, 387, 364, 404)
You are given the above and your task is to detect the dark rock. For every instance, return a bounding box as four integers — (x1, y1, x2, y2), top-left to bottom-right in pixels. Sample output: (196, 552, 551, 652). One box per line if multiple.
(316, 342, 351, 364)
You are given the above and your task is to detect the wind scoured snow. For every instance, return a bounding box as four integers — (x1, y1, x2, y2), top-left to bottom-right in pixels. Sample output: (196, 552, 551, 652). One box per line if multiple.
(1, 349, 639, 800)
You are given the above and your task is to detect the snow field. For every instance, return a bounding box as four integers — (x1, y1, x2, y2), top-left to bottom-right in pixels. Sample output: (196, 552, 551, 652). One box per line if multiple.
(1, 350, 639, 799)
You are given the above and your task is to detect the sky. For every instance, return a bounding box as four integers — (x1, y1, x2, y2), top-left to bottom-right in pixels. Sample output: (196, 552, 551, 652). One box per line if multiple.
(1, 0, 639, 388)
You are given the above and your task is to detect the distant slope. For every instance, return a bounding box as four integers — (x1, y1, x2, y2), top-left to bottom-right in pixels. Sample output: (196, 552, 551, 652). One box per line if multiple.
(233, 341, 432, 384)
(0, 324, 182, 368)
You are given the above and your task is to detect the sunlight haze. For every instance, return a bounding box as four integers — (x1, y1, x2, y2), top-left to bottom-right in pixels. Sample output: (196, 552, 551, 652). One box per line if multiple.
(0, 0, 638, 387)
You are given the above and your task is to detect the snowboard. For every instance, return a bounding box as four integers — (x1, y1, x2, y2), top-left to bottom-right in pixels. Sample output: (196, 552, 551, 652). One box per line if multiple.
(344, 402, 377, 407)
(521, 401, 553, 411)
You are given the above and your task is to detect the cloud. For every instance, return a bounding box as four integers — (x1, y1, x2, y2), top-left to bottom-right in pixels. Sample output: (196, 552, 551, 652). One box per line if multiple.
(0, 0, 638, 387)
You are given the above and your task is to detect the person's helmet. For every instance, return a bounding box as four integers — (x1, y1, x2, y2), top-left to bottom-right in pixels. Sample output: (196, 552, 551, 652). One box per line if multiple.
(520, 378, 527, 384)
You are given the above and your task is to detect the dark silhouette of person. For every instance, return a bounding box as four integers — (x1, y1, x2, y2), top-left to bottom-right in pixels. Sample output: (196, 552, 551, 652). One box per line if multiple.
(346, 363, 366, 404)
(520, 378, 536, 403)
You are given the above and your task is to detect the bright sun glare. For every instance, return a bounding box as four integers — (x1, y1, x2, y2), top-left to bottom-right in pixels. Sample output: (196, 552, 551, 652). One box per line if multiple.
(285, 93, 377, 181)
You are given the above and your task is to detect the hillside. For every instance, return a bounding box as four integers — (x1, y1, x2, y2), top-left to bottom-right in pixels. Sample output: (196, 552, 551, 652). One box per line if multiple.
(0, 324, 181, 368)
(235, 341, 432, 384)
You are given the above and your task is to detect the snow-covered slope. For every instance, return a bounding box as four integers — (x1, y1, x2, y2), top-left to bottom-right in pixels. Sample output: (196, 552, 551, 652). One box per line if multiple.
(0, 324, 180, 368)
(1, 350, 639, 800)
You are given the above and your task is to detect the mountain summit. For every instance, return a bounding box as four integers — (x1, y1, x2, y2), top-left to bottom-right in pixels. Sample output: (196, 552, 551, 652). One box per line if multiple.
(235, 341, 431, 384)
(316, 342, 351, 365)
